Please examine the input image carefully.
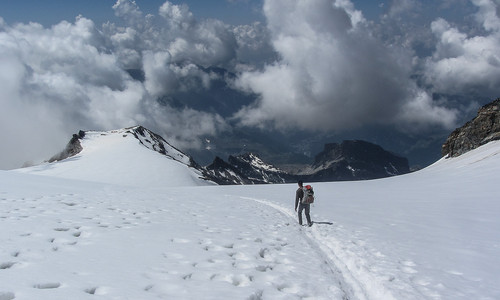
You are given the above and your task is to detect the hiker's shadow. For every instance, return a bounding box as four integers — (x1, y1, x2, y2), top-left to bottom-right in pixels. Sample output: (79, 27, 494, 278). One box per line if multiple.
(313, 221, 334, 225)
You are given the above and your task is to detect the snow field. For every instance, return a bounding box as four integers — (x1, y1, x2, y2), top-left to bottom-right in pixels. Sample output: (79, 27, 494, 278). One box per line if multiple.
(0, 178, 344, 299)
(236, 195, 421, 300)
(2, 139, 499, 299)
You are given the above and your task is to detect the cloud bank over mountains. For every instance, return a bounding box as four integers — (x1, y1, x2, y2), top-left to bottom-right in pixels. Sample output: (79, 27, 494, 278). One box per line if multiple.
(235, 0, 458, 131)
(1, 0, 500, 169)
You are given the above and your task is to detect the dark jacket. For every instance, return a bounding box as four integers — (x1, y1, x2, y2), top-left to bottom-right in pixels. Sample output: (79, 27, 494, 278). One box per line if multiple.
(295, 187, 304, 210)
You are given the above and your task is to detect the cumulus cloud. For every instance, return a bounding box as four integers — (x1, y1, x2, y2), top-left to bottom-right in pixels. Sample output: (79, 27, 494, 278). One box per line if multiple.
(0, 17, 139, 169)
(233, 0, 458, 132)
(0, 1, 233, 169)
(110, 0, 237, 68)
(0, 39, 68, 169)
(424, 0, 500, 98)
(232, 22, 277, 72)
(2, 0, 500, 169)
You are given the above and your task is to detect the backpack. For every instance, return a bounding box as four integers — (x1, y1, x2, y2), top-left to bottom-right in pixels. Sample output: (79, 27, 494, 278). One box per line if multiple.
(302, 185, 315, 204)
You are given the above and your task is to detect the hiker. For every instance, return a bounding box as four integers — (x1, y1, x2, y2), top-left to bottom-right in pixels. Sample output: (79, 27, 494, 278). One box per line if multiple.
(295, 180, 313, 226)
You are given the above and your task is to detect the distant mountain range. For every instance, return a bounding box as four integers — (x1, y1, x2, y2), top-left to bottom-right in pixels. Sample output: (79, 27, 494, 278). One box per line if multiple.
(47, 126, 410, 185)
(37, 97, 500, 185)
(204, 140, 409, 184)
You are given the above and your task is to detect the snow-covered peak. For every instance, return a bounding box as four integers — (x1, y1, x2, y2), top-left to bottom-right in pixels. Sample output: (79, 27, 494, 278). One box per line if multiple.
(129, 126, 192, 166)
(236, 153, 282, 173)
(14, 126, 212, 188)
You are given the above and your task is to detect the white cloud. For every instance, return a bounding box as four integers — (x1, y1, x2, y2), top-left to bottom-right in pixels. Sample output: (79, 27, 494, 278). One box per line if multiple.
(110, 0, 237, 68)
(112, 0, 144, 28)
(2, 0, 500, 169)
(385, 0, 419, 19)
(234, 0, 458, 132)
(0, 41, 68, 169)
(142, 50, 175, 97)
(233, 22, 275, 66)
(472, 0, 500, 31)
(424, 0, 500, 97)
(0, 1, 235, 169)
(146, 104, 228, 150)
(396, 90, 459, 130)
(159, 2, 194, 30)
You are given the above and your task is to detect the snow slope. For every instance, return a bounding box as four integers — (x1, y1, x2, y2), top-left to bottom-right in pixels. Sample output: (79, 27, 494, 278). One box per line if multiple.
(1, 140, 499, 299)
(14, 128, 211, 187)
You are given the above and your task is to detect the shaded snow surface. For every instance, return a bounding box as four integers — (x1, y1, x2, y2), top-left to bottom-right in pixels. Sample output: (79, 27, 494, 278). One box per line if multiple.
(1, 140, 500, 299)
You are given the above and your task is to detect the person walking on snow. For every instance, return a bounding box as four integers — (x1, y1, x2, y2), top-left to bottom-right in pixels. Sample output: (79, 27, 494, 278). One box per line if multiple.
(295, 180, 312, 226)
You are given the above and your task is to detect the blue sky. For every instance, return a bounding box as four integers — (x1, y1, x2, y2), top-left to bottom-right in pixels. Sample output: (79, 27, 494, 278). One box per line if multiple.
(0, 0, 265, 25)
(0, 0, 479, 34)
(0, 0, 396, 26)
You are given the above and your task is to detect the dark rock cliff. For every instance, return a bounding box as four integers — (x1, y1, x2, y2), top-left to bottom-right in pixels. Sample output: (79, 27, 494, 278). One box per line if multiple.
(204, 156, 251, 185)
(305, 140, 410, 181)
(442, 98, 500, 157)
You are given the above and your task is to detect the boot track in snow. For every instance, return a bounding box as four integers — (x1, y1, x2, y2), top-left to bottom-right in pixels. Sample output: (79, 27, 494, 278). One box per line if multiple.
(239, 196, 400, 300)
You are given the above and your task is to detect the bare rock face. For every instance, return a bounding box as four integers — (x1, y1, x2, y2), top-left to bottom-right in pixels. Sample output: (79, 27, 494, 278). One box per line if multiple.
(48, 131, 85, 163)
(204, 153, 292, 185)
(442, 98, 500, 157)
(307, 140, 410, 181)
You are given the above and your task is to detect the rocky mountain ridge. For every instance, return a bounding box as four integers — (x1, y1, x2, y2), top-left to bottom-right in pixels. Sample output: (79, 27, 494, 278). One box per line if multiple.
(442, 98, 500, 157)
(47, 126, 410, 185)
(205, 140, 410, 184)
(204, 153, 295, 185)
(305, 140, 409, 181)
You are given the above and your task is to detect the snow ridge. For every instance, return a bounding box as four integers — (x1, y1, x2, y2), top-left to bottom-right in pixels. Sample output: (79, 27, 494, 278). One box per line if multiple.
(15, 127, 211, 187)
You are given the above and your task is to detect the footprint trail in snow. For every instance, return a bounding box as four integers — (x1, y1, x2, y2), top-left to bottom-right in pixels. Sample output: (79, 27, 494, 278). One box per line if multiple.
(1, 187, 344, 299)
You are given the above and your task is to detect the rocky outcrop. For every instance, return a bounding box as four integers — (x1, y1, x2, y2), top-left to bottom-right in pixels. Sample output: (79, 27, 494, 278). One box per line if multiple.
(48, 130, 85, 163)
(227, 153, 293, 184)
(442, 98, 500, 157)
(204, 156, 251, 185)
(130, 125, 197, 167)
